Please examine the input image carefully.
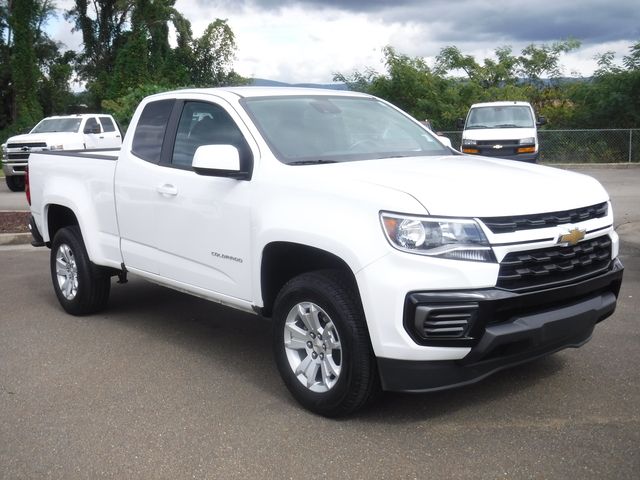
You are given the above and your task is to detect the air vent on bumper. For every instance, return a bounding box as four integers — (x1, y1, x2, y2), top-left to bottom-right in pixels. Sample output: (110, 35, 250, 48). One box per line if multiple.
(405, 302, 479, 346)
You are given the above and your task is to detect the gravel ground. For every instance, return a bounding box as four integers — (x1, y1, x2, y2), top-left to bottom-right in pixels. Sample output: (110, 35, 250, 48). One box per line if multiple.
(0, 211, 30, 233)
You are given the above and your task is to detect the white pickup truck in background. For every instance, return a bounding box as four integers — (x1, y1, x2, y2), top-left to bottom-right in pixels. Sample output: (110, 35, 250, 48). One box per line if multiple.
(26, 87, 623, 416)
(2, 114, 121, 191)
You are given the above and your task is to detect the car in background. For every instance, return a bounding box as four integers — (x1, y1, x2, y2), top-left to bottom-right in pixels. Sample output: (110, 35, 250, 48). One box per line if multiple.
(457, 101, 546, 162)
(2, 114, 122, 191)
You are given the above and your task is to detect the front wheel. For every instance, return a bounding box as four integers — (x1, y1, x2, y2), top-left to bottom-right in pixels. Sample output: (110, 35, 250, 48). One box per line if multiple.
(272, 270, 379, 417)
(50, 226, 111, 315)
(5, 175, 25, 192)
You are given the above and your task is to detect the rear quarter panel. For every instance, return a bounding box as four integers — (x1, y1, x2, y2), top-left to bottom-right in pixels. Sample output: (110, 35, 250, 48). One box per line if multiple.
(29, 152, 123, 269)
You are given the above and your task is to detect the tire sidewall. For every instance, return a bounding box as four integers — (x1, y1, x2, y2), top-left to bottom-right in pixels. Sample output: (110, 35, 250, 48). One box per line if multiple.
(6, 176, 25, 192)
(50, 226, 102, 315)
(273, 276, 361, 415)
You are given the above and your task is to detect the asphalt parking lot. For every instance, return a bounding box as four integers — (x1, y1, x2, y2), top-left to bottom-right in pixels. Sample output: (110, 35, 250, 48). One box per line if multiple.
(1, 166, 639, 478)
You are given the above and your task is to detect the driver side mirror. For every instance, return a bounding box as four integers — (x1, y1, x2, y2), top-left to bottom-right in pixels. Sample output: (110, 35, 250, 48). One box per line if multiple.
(192, 144, 249, 180)
(456, 118, 465, 129)
(537, 116, 547, 126)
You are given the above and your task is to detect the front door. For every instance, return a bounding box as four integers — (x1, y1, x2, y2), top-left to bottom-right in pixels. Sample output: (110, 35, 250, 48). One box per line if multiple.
(153, 99, 255, 301)
(83, 117, 103, 149)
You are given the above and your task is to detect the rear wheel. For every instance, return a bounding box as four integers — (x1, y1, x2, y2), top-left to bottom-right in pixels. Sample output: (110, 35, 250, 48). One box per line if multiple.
(5, 175, 25, 192)
(272, 270, 379, 417)
(50, 226, 111, 315)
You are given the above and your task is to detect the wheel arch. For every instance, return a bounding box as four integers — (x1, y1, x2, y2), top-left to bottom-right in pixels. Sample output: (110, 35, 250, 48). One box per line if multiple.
(46, 204, 80, 246)
(260, 241, 360, 317)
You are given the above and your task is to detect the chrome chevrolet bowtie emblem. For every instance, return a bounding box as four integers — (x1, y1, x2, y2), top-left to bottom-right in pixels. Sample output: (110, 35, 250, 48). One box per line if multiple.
(558, 228, 585, 246)
(493, 144, 503, 149)
(21, 146, 31, 152)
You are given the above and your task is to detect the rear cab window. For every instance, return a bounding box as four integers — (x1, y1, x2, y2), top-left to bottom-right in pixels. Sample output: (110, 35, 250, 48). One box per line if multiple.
(131, 100, 175, 163)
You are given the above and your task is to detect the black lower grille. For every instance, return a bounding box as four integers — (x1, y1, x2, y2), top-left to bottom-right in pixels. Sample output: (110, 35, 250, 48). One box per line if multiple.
(7, 153, 30, 160)
(497, 236, 612, 292)
(479, 147, 518, 156)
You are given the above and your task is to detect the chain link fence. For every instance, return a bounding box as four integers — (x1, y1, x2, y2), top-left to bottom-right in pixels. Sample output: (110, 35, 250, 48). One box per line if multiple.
(440, 129, 640, 163)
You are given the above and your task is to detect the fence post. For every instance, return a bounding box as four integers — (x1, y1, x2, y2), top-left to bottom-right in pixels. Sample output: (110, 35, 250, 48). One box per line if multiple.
(630, 130, 634, 163)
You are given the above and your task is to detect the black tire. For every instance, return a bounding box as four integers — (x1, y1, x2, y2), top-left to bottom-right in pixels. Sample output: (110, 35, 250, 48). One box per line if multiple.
(272, 270, 380, 417)
(50, 226, 111, 315)
(5, 175, 25, 192)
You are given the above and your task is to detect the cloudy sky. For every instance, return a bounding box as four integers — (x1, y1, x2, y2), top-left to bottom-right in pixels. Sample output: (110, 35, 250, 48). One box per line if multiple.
(50, 0, 640, 84)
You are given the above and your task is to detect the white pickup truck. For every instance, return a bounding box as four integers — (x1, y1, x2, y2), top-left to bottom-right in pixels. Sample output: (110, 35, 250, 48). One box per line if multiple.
(3, 114, 121, 191)
(27, 87, 624, 416)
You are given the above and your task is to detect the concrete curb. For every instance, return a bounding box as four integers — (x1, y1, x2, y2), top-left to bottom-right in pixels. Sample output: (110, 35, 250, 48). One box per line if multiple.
(0, 232, 32, 246)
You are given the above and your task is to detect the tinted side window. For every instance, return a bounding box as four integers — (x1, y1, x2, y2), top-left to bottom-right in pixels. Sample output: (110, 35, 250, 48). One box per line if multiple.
(99, 116, 116, 132)
(132, 100, 175, 163)
(84, 117, 100, 133)
(172, 101, 251, 169)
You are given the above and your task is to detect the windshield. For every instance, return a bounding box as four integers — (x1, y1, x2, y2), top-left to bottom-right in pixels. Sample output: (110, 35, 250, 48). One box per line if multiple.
(31, 118, 82, 133)
(241, 96, 450, 164)
(466, 106, 534, 129)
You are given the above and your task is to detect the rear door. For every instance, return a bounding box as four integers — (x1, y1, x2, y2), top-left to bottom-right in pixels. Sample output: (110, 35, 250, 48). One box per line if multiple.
(114, 99, 176, 275)
(98, 116, 123, 148)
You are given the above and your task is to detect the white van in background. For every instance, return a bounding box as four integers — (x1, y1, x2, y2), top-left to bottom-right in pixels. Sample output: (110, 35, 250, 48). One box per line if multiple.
(457, 101, 546, 162)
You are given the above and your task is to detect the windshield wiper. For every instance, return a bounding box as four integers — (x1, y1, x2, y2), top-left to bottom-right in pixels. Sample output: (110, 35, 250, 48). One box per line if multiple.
(495, 123, 520, 128)
(288, 159, 337, 165)
(467, 125, 489, 129)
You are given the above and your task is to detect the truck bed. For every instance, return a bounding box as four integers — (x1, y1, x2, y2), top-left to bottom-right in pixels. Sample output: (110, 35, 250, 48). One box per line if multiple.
(28, 150, 123, 269)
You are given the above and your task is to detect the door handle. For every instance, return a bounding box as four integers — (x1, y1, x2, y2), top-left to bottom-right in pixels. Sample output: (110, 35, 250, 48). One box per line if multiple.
(156, 184, 178, 196)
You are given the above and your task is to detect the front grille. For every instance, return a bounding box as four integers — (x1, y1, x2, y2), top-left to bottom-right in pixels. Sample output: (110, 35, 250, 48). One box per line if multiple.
(478, 147, 518, 156)
(7, 153, 30, 160)
(477, 139, 520, 146)
(7, 142, 47, 148)
(497, 236, 612, 292)
(481, 202, 608, 234)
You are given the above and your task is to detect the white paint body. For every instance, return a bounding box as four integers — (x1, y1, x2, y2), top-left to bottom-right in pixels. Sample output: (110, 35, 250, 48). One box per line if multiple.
(2, 114, 122, 178)
(28, 88, 618, 363)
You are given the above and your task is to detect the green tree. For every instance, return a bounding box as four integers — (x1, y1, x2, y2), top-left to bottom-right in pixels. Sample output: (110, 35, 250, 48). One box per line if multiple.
(66, 0, 134, 108)
(9, 0, 44, 130)
(568, 41, 640, 128)
(0, 1, 12, 130)
(189, 19, 239, 86)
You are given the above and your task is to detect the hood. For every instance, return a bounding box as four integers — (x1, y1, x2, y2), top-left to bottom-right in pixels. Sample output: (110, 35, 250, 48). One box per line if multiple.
(462, 127, 536, 141)
(7, 131, 81, 146)
(317, 155, 609, 217)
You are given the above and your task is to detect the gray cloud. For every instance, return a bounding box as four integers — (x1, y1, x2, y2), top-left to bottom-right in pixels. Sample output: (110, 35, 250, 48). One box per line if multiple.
(201, 0, 639, 45)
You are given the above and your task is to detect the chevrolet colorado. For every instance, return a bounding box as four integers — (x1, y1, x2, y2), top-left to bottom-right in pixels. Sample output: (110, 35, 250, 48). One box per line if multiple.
(27, 87, 623, 416)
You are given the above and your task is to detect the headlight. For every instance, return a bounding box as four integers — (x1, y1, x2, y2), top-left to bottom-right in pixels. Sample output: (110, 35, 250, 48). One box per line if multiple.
(462, 138, 477, 146)
(519, 137, 535, 145)
(380, 213, 496, 262)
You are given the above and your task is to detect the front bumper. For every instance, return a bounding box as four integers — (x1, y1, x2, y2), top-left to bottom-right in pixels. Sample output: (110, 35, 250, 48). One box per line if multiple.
(463, 151, 539, 163)
(377, 258, 623, 392)
(2, 161, 27, 176)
